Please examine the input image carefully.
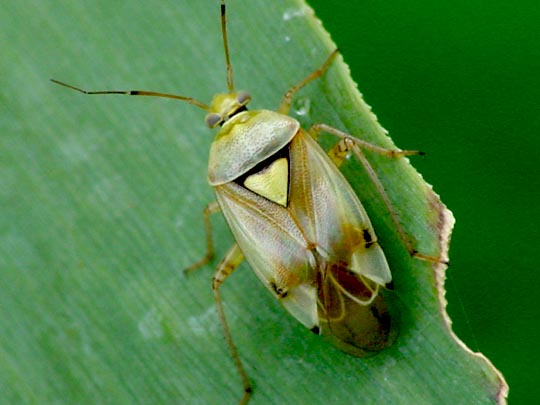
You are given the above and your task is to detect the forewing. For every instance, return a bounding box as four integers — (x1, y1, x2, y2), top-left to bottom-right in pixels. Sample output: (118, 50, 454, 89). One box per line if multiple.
(289, 130, 392, 285)
(215, 182, 319, 329)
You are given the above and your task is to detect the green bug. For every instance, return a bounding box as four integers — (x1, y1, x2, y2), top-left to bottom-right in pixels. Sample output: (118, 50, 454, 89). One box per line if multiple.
(51, 1, 438, 403)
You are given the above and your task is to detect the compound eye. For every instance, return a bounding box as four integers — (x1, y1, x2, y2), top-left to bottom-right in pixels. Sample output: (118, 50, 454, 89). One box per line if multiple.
(236, 91, 251, 106)
(205, 112, 222, 128)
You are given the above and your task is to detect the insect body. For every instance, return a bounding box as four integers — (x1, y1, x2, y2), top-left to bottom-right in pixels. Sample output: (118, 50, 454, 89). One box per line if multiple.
(209, 107, 397, 355)
(51, 1, 429, 403)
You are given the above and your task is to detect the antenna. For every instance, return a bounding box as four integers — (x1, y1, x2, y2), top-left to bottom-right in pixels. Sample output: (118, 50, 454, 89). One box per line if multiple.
(49, 79, 210, 110)
(220, 0, 235, 92)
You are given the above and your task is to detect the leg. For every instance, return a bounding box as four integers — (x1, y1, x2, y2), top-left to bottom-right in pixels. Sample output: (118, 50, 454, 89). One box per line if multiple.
(184, 201, 221, 273)
(212, 243, 252, 404)
(278, 49, 339, 115)
(312, 123, 423, 160)
(310, 124, 443, 263)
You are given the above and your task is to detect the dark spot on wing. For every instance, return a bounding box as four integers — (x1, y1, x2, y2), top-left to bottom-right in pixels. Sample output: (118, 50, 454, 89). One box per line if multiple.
(269, 280, 288, 298)
(362, 228, 376, 248)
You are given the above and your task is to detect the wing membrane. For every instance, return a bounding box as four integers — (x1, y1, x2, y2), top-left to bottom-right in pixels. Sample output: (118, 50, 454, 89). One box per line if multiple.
(317, 262, 397, 356)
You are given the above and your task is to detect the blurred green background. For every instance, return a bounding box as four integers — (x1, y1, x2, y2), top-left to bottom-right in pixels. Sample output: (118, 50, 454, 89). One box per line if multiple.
(310, 0, 539, 402)
(2, 0, 537, 403)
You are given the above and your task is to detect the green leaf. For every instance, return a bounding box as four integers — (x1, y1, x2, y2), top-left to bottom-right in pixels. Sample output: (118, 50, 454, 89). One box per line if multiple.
(2, 0, 507, 403)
